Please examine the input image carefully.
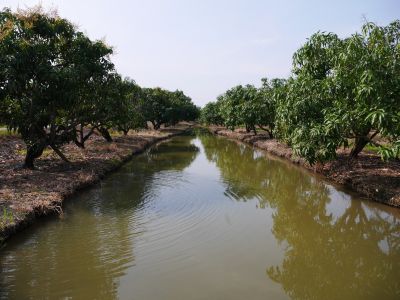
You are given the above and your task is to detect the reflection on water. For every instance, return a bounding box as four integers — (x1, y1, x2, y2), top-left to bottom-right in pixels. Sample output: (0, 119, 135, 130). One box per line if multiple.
(0, 129, 399, 300)
(267, 199, 400, 300)
(200, 133, 400, 299)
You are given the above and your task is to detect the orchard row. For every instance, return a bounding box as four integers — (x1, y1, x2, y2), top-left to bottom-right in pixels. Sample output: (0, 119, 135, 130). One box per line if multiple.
(0, 8, 199, 168)
(201, 20, 400, 164)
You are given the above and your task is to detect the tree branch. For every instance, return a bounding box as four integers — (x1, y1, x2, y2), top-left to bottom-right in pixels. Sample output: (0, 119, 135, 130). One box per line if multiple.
(50, 144, 70, 163)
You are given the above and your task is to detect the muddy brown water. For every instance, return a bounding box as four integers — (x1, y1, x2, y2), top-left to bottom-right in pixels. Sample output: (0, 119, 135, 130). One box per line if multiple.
(1, 129, 399, 300)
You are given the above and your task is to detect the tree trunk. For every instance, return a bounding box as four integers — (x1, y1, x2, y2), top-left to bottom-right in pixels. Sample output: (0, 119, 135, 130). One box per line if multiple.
(258, 125, 273, 138)
(74, 125, 96, 148)
(350, 136, 369, 158)
(23, 142, 45, 169)
(252, 126, 257, 135)
(74, 126, 85, 148)
(153, 122, 161, 130)
(98, 127, 113, 142)
(151, 121, 161, 130)
(79, 124, 84, 146)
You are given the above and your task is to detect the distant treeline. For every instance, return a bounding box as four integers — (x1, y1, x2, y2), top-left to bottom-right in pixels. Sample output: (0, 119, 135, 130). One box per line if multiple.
(0, 7, 199, 168)
(201, 20, 400, 164)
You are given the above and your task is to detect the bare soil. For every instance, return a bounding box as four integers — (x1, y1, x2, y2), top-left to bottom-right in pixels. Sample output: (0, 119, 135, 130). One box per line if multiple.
(0, 126, 190, 243)
(209, 126, 400, 208)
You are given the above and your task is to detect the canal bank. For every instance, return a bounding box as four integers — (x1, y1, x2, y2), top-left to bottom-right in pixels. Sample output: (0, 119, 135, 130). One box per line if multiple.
(208, 126, 400, 208)
(0, 126, 191, 244)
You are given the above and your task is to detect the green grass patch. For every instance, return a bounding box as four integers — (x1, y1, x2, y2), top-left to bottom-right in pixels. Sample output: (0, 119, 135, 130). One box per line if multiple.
(364, 143, 381, 153)
(109, 129, 123, 137)
(109, 157, 122, 167)
(0, 128, 19, 137)
(0, 207, 14, 230)
(16, 148, 53, 156)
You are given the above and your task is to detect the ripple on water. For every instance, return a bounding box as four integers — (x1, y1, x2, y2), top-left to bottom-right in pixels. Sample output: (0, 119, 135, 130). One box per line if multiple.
(129, 170, 239, 273)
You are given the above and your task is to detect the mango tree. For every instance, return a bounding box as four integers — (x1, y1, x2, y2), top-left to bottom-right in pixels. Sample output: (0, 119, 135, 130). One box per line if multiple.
(258, 78, 287, 138)
(0, 8, 84, 168)
(200, 101, 224, 125)
(276, 21, 400, 164)
(165, 90, 199, 126)
(66, 33, 115, 147)
(331, 21, 400, 159)
(116, 78, 145, 135)
(89, 73, 129, 142)
(219, 85, 261, 133)
(139, 88, 170, 130)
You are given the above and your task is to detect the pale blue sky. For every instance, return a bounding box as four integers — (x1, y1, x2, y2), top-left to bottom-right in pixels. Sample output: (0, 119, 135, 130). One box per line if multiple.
(3, 0, 400, 106)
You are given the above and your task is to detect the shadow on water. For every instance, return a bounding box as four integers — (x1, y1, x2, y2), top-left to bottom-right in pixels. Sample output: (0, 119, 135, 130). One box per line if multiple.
(199, 132, 400, 300)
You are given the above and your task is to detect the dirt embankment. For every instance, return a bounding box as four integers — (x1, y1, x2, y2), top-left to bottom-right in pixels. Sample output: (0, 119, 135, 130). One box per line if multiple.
(0, 126, 190, 243)
(209, 126, 400, 208)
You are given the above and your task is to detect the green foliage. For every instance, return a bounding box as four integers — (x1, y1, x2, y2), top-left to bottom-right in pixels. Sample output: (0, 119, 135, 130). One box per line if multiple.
(0, 207, 14, 229)
(139, 87, 198, 129)
(219, 85, 262, 133)
(333, 21, 400, 159)
(276, 21, 400, 163)
(115, 78, 146, 135)
(211, 80, 284, 135)
(0, 7, 85, 167)
(2, 6, 398, 167)
(0, 7, 199, 167)
(200, 101, 224, 125)
(0, 7, 119, 166)
(166, 90, 199, 126)
(140, 87, 172, 130)
(274, 32, 344, 163)
(258, 78, 287, 137)
(207, 20, 399, 164)
(64, 30, 118, 146)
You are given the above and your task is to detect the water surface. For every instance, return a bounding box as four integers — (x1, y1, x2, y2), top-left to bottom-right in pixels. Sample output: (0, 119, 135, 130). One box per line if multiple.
(1, 130, 399, 299)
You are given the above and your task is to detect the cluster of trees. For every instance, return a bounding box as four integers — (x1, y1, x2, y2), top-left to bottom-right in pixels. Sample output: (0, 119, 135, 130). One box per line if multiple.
(201, 20, 400, 164)
(141, 88, 199, 130)
(0, 7, 199, 168)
